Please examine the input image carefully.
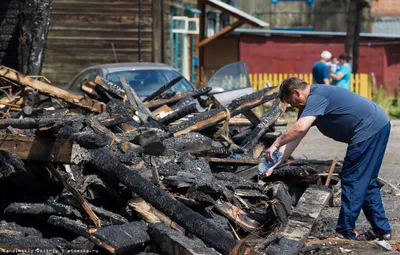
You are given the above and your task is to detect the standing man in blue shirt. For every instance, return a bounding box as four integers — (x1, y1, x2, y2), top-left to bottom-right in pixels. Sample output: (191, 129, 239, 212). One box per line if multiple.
(263, 77, 392, 241)
(312, 50, 332, 85)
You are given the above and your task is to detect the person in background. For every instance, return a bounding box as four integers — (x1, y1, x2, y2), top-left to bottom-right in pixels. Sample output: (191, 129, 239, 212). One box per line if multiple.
(312, 50, 331, 85)
(327, 56, 340, 74)
(331, 54, 352, 90)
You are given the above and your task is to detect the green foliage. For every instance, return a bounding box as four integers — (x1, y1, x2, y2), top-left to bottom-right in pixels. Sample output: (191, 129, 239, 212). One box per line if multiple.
(373, 84, 400, 120)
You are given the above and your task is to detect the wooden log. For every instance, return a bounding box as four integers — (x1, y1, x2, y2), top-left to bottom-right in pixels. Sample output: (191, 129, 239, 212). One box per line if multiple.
(4, 202, 73, 217)
(377, 177, 400, 196)
(241, 98, 287, 152)
(171, 86, 279, 136)
(148, 223, 221, 255)
(128, 198, 184, 234)
(162, 133, 213, 154)
(171, 95, 195, 111)
(81, 145, 238, 254)
(265, 185, 331, 255)
(145, 87, 212, 110)
(0, 134, 72, 163)
(46, 164, 101, 228)
(143, 76, 184, 102)
(159, 103, 198, 125)
(153, 105, 173, 118)
(0, 66, 106, 113)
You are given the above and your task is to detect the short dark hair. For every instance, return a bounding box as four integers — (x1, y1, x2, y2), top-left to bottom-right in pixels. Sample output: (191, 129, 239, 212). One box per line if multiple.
(279, 77, 308, 102)
(339, 53, 352, 62)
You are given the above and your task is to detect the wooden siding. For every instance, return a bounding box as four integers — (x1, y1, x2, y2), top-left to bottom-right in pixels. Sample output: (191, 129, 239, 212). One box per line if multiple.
(42, 0, 169, 87)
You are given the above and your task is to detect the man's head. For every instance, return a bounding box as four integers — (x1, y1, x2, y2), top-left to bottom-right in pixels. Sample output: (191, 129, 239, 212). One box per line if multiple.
(320, 50, 332, 62)
(279, 77, 310, 109)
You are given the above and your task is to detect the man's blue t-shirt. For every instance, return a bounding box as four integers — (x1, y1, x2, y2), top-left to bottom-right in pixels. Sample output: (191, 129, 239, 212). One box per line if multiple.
(299, 85, 389, 146)
(332, 63, 351, 90)
(312, 61, 329, 84)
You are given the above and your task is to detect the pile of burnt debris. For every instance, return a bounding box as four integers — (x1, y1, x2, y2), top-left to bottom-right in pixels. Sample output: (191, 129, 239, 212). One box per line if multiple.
(0, 65, 394, 255)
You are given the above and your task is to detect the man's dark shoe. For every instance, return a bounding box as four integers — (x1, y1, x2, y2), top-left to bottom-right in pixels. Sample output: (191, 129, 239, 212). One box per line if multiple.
(356, 229, 391, 241)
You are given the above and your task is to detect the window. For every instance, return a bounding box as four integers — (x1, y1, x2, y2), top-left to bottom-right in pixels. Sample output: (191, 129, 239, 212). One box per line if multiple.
(106, 69, 194, 97)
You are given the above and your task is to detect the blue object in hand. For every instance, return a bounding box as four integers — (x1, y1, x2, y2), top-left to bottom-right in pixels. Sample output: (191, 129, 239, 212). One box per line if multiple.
(258, 151, 283, 175)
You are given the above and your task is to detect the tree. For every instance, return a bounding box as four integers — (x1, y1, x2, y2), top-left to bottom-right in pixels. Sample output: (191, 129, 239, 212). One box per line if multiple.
(344, 0, 373, 74)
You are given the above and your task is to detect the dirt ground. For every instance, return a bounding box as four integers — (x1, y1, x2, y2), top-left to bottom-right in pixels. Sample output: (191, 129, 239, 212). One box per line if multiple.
(276, 120, 400, 253)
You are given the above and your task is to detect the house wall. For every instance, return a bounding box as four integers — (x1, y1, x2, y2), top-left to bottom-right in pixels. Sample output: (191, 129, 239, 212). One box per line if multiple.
(239, 34, 400, 93)
(42, 0, 170, 87)
(203, 36, 239, 79)
(371, 0, 400, 18)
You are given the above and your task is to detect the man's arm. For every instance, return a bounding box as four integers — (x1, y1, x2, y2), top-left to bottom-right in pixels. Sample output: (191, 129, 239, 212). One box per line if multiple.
(323, 66, 330, 85)
(264, 131, 307, 176)
(265, 116, 316, 162)
(323, 78, 330, 85)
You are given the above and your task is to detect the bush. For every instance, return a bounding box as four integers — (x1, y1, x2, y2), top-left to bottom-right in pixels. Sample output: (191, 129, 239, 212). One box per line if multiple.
(373, 84, 400, 120)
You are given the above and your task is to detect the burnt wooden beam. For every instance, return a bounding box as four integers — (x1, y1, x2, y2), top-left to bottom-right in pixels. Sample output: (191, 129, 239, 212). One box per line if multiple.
(242, 109, 261, 126)
(89, 222, 150, 254)
(265, 185, 331, 255)
(46, 164, 101, 228)
(162, 132, 213, 154)
(148, 223, 221, 255)
(4, 202, 73, 217)
(170, 86, 279, 136)
(0, 134, 72, 163)
(119, 75, 154, 123)
(27, 0, 53, 76)
(241, 98, 287, 152)
(0, 66, 106, 113)
(199, 157, 259, 166)
(143, 76, 184, 102)
(145, 87, 212, 110)
(81, 145, 238, 254)
(93, 76, 125, 100)
(159, 103, 198, 125)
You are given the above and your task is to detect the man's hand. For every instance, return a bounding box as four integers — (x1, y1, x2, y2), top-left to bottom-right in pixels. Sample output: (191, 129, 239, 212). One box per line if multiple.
(265, 144, 278, 162)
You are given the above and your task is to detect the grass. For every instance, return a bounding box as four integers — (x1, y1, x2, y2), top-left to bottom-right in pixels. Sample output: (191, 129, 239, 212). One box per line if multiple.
(372, 85, 400, 120)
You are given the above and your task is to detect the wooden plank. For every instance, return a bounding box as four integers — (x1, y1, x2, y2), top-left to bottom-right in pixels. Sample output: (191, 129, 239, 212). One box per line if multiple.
(265, 186, 331, 255)
(200, 157, 259, 166)
(128, 198, 184, 234)
(0, 134, 72, 163)
(215, 202, 260, 231)
(197, 20, 245, 48)
(148, 223, 221, 255)
(0, 66, 106, 113)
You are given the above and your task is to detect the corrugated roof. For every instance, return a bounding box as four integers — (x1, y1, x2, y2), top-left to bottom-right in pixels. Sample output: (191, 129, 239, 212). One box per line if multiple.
(202, 0, 269, 28)
(372, 17, 400, 35)
(233, 28, 400, 39)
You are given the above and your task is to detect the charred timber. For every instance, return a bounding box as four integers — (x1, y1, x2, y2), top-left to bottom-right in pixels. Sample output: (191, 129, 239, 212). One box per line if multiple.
(170, 87, 279, 136)
(159, 103, 198, 125)
(80, 143, 238, 254)
(241, 99, 287, 152)
(145, 87, 212, 110)
(0, 66, 106, 113)
(143, 76, 184, 102)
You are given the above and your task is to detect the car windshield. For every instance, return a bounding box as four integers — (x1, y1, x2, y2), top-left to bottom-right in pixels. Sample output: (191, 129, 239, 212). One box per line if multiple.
(105, 69, 194, 97)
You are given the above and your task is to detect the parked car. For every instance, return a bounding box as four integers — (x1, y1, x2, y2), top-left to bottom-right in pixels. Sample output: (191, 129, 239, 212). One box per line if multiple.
(63, 62, 254, 106)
